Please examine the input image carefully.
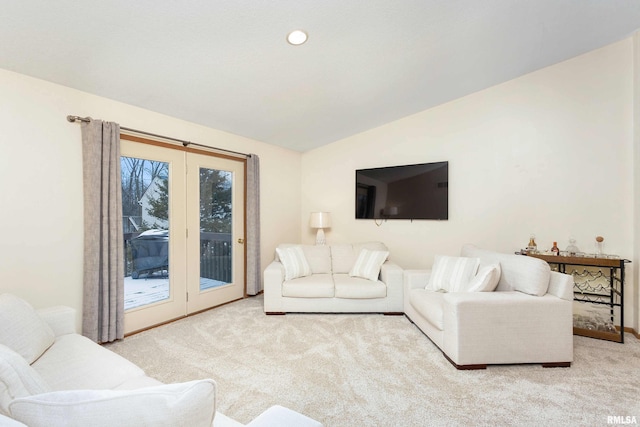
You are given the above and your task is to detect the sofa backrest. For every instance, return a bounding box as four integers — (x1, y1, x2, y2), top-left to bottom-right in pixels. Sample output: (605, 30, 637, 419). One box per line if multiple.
(275, 242, 388, 275)
(275, 244, 331, 274)
(460, 244, 550, 296)
(331, 242, 388, 274)
(301, 245, 332, 274)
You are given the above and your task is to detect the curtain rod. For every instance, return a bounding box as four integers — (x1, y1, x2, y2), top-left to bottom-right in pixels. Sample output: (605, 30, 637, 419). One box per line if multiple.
(66, 115, 249, 158)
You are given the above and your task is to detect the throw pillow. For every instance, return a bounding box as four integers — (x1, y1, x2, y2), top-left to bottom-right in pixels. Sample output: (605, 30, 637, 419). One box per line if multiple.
(0, 294, 55, 364)
(465, 263, 501, 292)
(275, 246, 312, 281)
(349, 248, 389, 281)
(0, 414, 27, 426)
(460, 244, 550, 295)
(428, 256, 480, 292)
(0, 344, 51, 415)
(9, 379, 216, 427)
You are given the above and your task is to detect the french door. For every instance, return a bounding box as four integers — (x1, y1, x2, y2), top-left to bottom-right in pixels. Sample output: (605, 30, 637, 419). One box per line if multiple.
(121, 137, 245, 334)
(186, 152, 245, 313)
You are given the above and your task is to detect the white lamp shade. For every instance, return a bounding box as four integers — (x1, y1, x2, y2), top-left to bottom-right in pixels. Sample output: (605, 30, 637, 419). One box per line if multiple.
(309, 212, 331, 228)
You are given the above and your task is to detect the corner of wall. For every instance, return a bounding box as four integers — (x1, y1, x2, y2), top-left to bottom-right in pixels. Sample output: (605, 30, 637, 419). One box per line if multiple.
(633, 31, 640, 334)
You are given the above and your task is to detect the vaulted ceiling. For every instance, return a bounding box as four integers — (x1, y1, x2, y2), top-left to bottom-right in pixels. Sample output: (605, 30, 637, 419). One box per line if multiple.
(2, 1, 640, 152)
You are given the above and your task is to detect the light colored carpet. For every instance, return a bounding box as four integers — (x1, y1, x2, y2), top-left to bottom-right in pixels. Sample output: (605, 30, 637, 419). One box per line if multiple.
(105, 295, 640, 426)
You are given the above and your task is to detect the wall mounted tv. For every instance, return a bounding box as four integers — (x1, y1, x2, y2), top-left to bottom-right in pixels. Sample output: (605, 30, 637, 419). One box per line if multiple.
(355, 161, 448, 220)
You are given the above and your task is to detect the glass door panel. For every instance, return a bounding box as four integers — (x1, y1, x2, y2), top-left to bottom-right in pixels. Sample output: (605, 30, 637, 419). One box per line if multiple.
(121, 141, 187, 334)
(198, 167, 233, 291)
(121, 156, 170, 309)
(186, 152, 244, 313)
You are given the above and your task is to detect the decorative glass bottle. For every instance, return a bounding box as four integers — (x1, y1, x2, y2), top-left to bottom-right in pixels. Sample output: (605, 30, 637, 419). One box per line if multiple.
(595, 236, 604, 257)
(566, 238, 579, 256)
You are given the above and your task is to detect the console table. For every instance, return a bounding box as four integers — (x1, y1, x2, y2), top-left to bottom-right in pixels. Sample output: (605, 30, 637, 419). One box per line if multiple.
(527, 254, 629, 343)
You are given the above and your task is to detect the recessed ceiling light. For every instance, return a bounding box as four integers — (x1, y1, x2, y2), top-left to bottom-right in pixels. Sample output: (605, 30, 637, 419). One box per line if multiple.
(287, 30, 308, 46)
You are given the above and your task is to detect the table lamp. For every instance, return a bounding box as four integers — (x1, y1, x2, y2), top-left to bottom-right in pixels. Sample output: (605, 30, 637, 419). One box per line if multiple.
(309, 212, 331, 245)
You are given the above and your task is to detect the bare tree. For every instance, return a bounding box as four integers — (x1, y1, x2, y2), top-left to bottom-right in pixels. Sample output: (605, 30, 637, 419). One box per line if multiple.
(121, 157, 168, 232)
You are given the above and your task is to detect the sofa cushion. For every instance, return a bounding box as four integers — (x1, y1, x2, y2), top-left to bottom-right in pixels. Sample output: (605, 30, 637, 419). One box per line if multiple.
(461, 244, 551, 296)
(465, 263, 501, 292)
(331, 242, 389, 274)
(330, 244, 357, 274)
(282, 274, 334, 298)
(409, 289, 445, 331)
(112, 376, 164, 390)
(428, 256, 480, 292)
(9, 379, 216, 427)
(301, 245, 332, 274)
(349, 248, 389, 281)
(276, 246, 312, 281)
(31, 334, 147, 391)
(0, 294, 55, 364)
(0, 345, 51, 416)
(334, 274, 387, 299)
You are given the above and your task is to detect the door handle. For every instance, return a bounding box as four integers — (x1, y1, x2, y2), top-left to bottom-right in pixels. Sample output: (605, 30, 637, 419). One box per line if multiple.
(237, 238, 245, 244)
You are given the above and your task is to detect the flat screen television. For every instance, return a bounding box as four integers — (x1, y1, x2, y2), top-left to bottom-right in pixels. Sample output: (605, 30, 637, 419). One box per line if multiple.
(355, 161, 448, 220)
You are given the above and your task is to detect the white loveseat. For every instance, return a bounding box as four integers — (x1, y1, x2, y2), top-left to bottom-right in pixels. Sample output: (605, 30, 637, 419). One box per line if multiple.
(264, 242, 403, 314)
(0, 293, 322, 427)
(404, 245, 574, 369)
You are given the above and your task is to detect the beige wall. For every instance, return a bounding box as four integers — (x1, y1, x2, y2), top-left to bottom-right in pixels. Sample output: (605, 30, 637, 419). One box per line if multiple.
(1, 37, 638, 332)
(0, 69, 302, 323)
(301, 39, 637, 329)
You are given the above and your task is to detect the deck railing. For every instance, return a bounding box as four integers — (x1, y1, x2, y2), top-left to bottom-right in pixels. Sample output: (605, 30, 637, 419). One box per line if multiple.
(122, 230, 231, 282)
(200, 232, 232, 283)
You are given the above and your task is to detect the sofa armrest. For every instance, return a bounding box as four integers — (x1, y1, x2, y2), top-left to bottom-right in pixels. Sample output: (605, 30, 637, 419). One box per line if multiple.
(380, 261, 403, 288)
(263, 261, 285, 313)
(37, 306, 77, 337)
(264, 261, 284, 284)
(443, 291, 573, 333)
(380, 261, 404, 311)
(547, 271, 574, 301)
(245, 405, 322, 427)
(403, 270, 431, 290)
(403, 270, 431, 312)
(441, 291, 573, 365)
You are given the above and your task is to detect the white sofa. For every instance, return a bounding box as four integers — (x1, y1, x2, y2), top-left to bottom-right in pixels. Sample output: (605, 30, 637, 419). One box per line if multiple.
(403, 245, 574, 369)
(0, 293, 322, 427)
(264, 242, 403, 314)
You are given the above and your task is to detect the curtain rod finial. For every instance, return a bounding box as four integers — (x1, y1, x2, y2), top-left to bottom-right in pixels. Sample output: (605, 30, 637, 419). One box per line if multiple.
(67, 115, 91, 123)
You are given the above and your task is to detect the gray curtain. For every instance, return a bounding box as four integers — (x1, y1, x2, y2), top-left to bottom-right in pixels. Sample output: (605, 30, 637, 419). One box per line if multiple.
(81, 120, 124, 343)
(246, 154, 261, 295)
